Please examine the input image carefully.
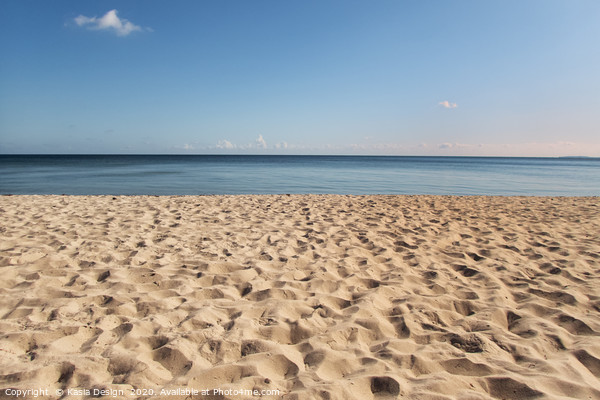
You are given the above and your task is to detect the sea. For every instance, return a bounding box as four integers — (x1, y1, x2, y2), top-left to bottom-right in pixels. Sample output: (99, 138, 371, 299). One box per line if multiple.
(0, 155, 599, 196)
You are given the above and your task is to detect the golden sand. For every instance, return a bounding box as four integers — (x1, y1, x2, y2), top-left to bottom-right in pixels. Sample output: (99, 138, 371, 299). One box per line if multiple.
(1, 195, 599, 399)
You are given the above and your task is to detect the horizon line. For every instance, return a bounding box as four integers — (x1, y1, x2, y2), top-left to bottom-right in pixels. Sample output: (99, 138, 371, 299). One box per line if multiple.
(0, 153, 597, 159)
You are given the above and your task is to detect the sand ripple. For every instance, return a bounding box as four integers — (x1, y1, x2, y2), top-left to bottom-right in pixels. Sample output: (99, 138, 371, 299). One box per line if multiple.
(1, 195, 599, 399)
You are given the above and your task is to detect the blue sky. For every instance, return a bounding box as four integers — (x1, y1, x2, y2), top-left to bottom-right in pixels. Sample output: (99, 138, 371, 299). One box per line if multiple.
(1, 1, 599, 156)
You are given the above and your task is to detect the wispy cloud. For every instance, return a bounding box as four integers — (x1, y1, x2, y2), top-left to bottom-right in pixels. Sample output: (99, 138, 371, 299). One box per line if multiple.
(439, 100, 458, 109)
(74, 9, 147, 36)
(168, 139, 600, 156)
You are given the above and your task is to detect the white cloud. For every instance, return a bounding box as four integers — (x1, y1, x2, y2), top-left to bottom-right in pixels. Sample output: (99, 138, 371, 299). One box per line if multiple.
(216, 139, 235, 149)
(256, 134, 267, 149)
(439, 100, 458, 109)
(274, 141, 288, 150)
(74, 9, 145, 36)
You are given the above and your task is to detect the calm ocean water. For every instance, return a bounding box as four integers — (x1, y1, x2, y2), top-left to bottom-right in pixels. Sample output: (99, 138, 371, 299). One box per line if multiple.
(0, 155, 599, 196)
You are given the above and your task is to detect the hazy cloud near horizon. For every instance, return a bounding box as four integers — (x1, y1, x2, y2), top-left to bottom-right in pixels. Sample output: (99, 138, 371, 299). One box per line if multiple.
(153, 138, 600, 157)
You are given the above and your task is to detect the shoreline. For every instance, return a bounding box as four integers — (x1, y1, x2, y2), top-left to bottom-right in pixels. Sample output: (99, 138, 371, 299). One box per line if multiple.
(1, 195, 599, 399)
(2, 193, 599, 197)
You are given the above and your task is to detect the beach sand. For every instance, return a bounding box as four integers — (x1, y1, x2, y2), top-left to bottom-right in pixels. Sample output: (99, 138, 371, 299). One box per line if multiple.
(1, 195, 599, 400)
